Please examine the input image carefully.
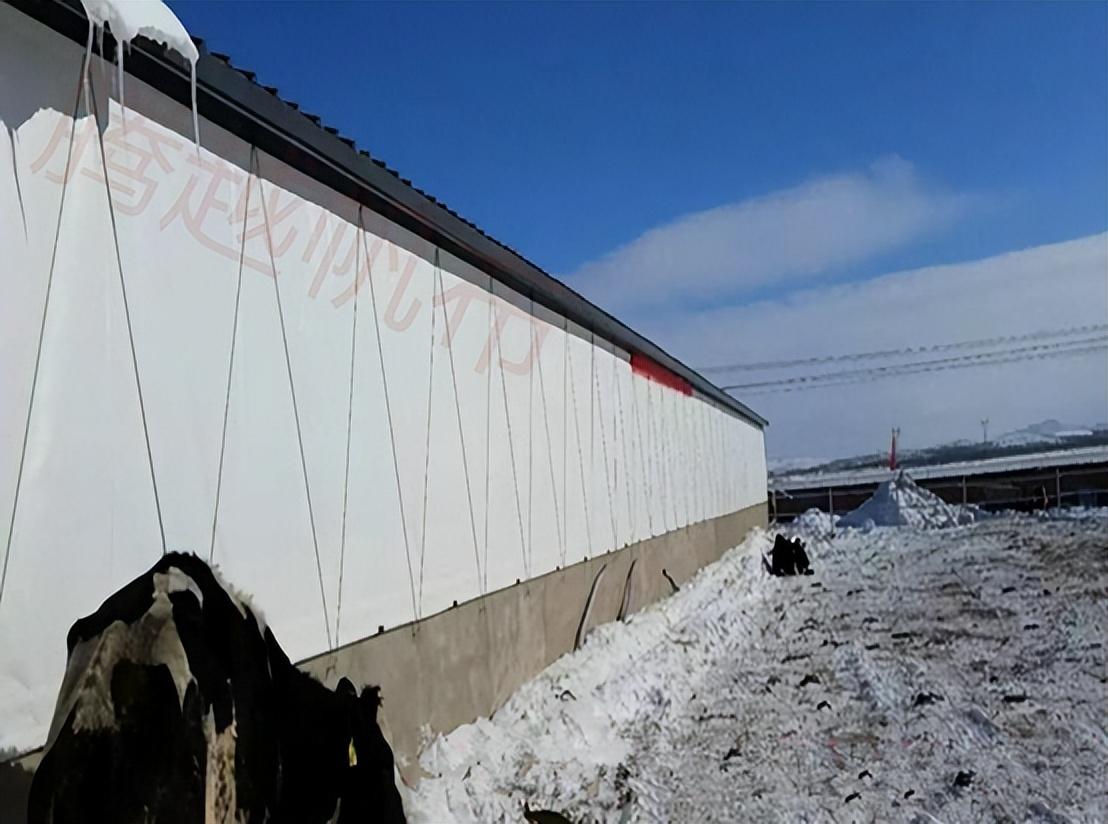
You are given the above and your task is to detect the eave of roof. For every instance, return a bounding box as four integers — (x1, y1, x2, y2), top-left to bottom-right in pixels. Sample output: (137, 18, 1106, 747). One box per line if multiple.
(7, 0, 767, 428)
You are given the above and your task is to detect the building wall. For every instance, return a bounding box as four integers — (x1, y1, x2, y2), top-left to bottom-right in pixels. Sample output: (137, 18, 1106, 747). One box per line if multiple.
(0, 2, 767, 757)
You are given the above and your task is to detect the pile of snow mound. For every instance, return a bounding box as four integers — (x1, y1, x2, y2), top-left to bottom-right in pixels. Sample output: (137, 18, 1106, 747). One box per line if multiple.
(956, 502, 988, 525)
(838, 471, 963, 529)
(788, 508, 839, 534)
(1036, 505, 1108, 522)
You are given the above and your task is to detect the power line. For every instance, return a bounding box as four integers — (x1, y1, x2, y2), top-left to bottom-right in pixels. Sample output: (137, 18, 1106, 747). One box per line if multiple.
(722, 335, 1108, 391)
(740, 343, 1107, 395)
(700, 323, 1108, 373)
(734, 340, 1107, 395)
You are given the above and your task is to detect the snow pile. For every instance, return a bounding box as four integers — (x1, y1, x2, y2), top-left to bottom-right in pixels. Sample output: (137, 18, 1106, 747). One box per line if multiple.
(1035, 505, 1108, 522)
(788, 507, 839, 534)
(838, 471, 965, 529)
(406, 515, 1108, 823)
(406, 529, 775, 822)
(955, 502, 991, 525)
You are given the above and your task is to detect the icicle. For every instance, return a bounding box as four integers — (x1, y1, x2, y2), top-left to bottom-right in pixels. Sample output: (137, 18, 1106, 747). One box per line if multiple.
(117, 38, 126, 132)
(94, 24, 110, 126)
(75, 0, 199, 147)
(81, 19, 94, 118)
(190, 58, 200, 155)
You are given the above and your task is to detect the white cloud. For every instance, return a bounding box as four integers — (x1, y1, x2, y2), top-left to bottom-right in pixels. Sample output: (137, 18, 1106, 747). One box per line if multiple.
(645, 233, 1108, 460)
(568, 157, 975, 313)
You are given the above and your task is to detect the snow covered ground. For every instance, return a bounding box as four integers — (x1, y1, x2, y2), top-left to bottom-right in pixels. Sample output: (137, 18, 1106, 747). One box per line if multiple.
(769, 445, 1108, 489)
(405, 511, 1108, 823)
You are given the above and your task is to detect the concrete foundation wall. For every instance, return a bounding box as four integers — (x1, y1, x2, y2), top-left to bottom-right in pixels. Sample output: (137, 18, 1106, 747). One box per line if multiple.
(301, 501, 767, 782)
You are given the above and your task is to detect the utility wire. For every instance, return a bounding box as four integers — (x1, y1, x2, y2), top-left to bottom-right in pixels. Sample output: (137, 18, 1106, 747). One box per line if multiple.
(737, 340, 1107, 396)
(701, 323, 1108, 374)
(723, 335, 1108, 392)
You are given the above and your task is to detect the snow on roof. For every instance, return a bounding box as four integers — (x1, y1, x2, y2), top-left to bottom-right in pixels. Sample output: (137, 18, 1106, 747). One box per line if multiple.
(79, 0, 197, 64)
(837, 471, 962, 529)
(78, 0, 201, 148)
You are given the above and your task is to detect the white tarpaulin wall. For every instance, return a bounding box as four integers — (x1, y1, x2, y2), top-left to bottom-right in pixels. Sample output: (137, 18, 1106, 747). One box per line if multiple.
(0, 4, 767, 755)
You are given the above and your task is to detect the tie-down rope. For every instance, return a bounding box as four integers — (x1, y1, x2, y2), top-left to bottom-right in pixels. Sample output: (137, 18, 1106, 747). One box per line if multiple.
(533, 301, 565, 567)
(257, 174, 332, 650)
(208, 149, 254, 564)
(565, 333, 593, 559)
(1, 58, 89, 612)
(333, 207, 365, 645)
(491, 287, 531, 580)
(91, 58, 167, 556)
(358, 221, 419, 625)
(418, 248, 484, 615)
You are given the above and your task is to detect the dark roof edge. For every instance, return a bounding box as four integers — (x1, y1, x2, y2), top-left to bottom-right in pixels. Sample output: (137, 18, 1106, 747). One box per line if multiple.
(11, 0, 766, 428)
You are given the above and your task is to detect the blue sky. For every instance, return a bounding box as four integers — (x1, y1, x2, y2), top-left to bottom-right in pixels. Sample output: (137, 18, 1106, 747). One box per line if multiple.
(170, 1, 1107, 458)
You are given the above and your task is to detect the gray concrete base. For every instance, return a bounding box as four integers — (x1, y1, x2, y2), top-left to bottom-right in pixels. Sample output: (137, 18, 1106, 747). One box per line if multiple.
(301, 502, 767, 783)
(0, 502, 766, 815)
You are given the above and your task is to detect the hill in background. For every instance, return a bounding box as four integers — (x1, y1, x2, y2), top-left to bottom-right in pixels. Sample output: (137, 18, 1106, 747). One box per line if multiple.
(769, 419, 1108, 479)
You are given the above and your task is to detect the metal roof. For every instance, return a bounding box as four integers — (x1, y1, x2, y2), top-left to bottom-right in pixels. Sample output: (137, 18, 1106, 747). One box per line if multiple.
(9, 0, 766, 428)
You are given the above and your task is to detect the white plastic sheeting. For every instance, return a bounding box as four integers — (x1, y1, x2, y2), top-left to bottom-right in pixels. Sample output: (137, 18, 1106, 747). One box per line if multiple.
(0, 4, 767, 755)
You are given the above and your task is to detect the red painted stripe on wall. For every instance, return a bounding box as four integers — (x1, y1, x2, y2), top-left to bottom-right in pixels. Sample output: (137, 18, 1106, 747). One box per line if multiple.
(630, 352, 693, 395)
